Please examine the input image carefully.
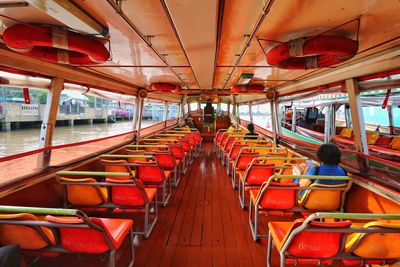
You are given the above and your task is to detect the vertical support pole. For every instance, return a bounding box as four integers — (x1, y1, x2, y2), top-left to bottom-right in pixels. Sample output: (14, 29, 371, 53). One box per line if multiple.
(388, 105, 394, 135)
(291, 107, 296, 132)
(136, 97, 144, 142)
(163, 101, 168, 129)
(38, 77, 64, 167)
(346, 78, 368, 155)
(133, 97, 140, 130)
(249, 102, 253, 123)
(232, 95, 237, 125)
(274, 98, 282, 135)
(324, 105, 335, 143)
(270, 100, 278, 145)
(179, 95, 185, 125)
(345, 105, 352, 128)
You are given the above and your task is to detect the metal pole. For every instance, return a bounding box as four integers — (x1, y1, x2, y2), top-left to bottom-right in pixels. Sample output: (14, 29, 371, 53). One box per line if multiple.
(133, 97, 140, 130)
(249, 102, 253, 123)
(274, 98, 282, 136)
(291, 107, 296, 132)
(38, 77, 64, 168)
(270, 101, 278, 145)
(136, 98, 144, 142)
(163, 101, 168, 129)
(324, 105, 331, 143)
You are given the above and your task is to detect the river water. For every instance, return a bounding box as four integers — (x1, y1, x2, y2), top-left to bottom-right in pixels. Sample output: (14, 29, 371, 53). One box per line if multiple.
(0, 120, 156, 157)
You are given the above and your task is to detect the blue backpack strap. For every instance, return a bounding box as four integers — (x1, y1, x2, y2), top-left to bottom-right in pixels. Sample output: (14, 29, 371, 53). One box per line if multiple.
(314, 166, 319, 175)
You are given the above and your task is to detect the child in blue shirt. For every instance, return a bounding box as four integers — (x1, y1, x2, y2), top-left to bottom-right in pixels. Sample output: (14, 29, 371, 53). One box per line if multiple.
(297, 143, 347, 187)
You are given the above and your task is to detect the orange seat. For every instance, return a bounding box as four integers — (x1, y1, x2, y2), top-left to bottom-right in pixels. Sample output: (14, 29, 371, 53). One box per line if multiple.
(239, 163, 275, 208)
(46, 215, 132, 253)
(389, 136, 400, 150)
(339, 128, 353, 139)
(106, 178, 158, 238)
(249, 181, 299, 241)
(267, 219, 352, 265)
(59, 177, 108, 206)
(0, 213, 56, 250)
(345, 221, 400, 258)
(136, 161, 171, 206)
(366, 131, 380, 144)
(0, 206, 135, 266)
(232, 150, 259, 189)
(107, 178, 156, 207)
(298, 182, 349, 211)
(101, 159, 134, 180)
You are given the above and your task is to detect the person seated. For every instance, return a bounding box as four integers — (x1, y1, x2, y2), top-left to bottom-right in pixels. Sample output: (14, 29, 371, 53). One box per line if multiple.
(245, 123, 259, 140)
(296, 143, 347, 188)
(297, 115, 307, 128)
(184, 117, 195, 129)
(203, 99, 215, 123)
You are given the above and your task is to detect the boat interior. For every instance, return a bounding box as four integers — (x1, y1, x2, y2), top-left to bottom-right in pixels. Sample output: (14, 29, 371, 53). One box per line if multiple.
(0, 0, 400, 267)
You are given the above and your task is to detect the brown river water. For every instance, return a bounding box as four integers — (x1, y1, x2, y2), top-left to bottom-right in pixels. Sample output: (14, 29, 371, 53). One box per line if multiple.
(0, 120, 156, 157)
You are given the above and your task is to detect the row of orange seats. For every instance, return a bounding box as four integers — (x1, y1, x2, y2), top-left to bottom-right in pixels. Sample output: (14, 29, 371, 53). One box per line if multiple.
(214, 128, 399, 266)
(0, 127, 203, 266)
(338, 127, 400, 148)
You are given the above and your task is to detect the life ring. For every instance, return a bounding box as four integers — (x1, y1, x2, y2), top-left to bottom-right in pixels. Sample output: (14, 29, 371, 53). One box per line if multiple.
(3, 24, 110, 65)
(231, 84, 264, 94)
(266, 35, 358, 69)
(149, 83, 182, 93)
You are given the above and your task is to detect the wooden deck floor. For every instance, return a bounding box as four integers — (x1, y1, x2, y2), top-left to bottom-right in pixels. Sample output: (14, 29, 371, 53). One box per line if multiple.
(134, 143, 271, 267)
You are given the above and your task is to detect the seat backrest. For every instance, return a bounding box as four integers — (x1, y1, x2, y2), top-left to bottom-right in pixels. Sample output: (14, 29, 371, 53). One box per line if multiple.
(101, 159, 131, 180)
(124, 151, 150, 163)
(0, 213, 55, 249)
(345, 221, 400, 258)
(180, 139, 191, 152)
(229, 144, 246, 160)
(152, 152, 175, 169)
(224, 138, 235, 153)
(60, 177, 107, 205)
(389, 136, 400, 150)
(375, 135, 392, 147)
(235, 152, 259, 170)
(106, 178, 147, 206)
(245, 164, 274, 185)
(299, 183, 348, 211)
(258, 182, 298, 209)
(215, 130, 225, 143)
(366, 131, 380, 144)
(284, 219, 352, 258)
(339, 128, 353, 139)
(169, 143, 184, 159)
(185, 133, 196, 146)
(136, 162, 164, 183)
(45, 216, 112, 254)
(193, 131, 201, 143)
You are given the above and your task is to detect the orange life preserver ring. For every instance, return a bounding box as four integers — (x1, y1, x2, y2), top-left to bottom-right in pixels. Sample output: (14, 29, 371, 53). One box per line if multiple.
(231, 84, 264, 94)
(266, 35, 358, 69)
(149, 83, 182, 93)
(3, 24, 110, 65)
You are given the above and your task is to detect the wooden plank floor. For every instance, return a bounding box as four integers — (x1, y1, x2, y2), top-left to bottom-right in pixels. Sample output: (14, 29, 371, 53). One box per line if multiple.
(134, 142, 271, 267)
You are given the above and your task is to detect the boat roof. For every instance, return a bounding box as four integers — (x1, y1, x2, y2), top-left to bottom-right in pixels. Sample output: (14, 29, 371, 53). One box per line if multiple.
(0, 0, 400, 103)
